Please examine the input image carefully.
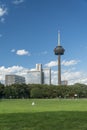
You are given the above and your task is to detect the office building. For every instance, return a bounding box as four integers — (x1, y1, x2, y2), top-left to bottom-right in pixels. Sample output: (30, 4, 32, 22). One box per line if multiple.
(27, 64, 51, 85)
(5, 75, 25, 86)
(42, 68, 51, 85)
(61, 80, 68, 85)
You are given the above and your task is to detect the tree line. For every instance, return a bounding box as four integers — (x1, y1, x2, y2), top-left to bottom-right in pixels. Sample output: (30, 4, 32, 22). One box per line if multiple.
(0, 83, 87, 99)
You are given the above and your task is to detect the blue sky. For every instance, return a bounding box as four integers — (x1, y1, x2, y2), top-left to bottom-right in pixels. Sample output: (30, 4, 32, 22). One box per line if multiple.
(0, 0, 87, 84)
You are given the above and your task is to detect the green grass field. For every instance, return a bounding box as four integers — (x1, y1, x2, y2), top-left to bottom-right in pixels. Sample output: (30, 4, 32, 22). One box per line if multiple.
(0, 99, 87, 130)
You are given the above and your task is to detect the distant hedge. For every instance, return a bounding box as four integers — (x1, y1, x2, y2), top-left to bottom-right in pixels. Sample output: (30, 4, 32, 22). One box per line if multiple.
(0, 83, 87, 99)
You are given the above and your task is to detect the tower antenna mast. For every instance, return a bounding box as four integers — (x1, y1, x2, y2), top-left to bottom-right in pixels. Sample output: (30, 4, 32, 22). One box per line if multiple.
(58, 31, 60, 46)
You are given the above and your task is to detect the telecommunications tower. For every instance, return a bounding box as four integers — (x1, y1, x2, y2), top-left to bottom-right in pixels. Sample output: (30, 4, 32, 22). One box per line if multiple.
(54, 31, 65, 85)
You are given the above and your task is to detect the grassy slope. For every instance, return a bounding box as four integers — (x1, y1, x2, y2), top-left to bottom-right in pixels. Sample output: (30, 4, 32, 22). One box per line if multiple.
(0, 99, 87, 130)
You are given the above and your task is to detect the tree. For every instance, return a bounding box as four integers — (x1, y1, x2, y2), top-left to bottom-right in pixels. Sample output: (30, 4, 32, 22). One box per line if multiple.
(0, 83, 5, 98)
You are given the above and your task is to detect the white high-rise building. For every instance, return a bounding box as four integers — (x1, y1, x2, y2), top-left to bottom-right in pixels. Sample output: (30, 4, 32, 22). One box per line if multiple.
(26, 64, 51, 85)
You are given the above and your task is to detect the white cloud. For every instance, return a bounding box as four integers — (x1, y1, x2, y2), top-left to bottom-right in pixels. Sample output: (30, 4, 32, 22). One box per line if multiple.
(0, 6, 7, 17)
(11, 49, 15, 52)
(12, 0, 25, 5)
(16, 49, 30, 56)
(0, 65, 87, 85)
(0, 5, 8, 23)
(0, 66, 24, 73)
(64, 71, 87, 85)
(62, 60, 80, 66)
(51, 69, 87, 85)
(45, 59, 87, 85)
(45, 60, 57, 67)
(45, 59, 80, 68)
(0, 65, 28, 84)
(30, 69, 36, 71)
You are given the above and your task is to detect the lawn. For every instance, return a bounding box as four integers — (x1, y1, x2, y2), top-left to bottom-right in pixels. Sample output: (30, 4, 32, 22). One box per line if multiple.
(0, 99, 87, 130)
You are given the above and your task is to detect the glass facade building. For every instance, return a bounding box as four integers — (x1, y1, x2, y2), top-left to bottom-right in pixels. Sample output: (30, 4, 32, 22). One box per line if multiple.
(42, 68, 51, 85)
(61, 80, 68, 85)
(27, 64, 51, 85)
(5, 75, 25, 86)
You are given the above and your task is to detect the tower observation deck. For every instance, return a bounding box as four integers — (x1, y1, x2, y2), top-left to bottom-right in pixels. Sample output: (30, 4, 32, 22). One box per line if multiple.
(54, 31, 65, 85)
